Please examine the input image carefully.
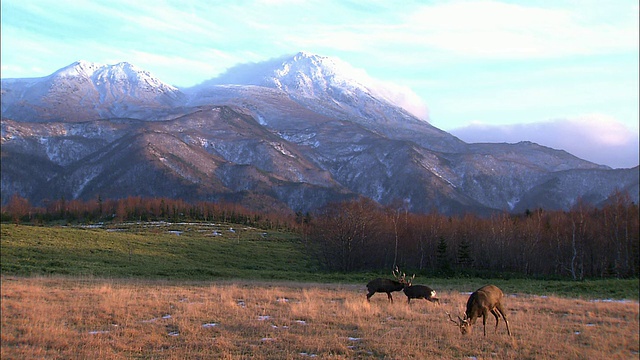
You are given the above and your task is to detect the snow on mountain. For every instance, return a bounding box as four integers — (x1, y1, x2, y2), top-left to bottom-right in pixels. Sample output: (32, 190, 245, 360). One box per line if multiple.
(1, 61, 184, 122)
(270, 52, 375, 98)
(52, 60, 102, 79)
(2, 54, 637, 215)
(53, 60, 180, 95)
(201, 52, 429, 120)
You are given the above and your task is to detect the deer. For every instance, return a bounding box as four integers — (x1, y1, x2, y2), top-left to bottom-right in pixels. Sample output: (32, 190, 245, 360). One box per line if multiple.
(366, 267, 409, 303)
(446, 285, 511, 336)
(402, 275, 440, 305)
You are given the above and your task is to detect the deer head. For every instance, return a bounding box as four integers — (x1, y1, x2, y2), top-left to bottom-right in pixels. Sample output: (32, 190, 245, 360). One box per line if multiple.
(447, 312, 471, 334)
(407, 274, 415, 287)
(392, 267, 415, 287)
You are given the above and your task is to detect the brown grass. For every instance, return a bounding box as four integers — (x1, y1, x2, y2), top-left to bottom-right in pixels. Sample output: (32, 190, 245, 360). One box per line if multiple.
(1, 276, 638, 359)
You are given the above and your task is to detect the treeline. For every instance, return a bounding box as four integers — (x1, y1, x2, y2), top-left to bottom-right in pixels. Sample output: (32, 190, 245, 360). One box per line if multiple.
(2, 191, 638, 279)
(0, 195, 296, 231)
(307, 192, 638, 279)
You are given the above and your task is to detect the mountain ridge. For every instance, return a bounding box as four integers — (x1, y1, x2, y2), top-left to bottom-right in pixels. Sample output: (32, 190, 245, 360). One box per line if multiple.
(1, 53, 637, 215)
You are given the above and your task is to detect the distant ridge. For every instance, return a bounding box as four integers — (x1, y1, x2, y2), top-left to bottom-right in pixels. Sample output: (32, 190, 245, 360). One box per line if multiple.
(1, 53, 637, 214)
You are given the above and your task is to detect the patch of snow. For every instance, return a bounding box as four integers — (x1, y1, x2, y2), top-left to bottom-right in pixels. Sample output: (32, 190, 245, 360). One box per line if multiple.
(270, 141, 295, 158)
(590, 299, 635, 303)
(507, 197, 520, 210)
(300, 352, 318, 357)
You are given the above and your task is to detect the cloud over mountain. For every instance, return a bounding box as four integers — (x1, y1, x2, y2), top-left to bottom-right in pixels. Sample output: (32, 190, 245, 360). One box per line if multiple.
(450, 115, 639, 169)
(198, 52, 430, 121)
(2, 54, 637, 215)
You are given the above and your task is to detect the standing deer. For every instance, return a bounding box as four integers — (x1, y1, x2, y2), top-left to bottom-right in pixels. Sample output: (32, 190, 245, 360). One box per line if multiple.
(366, 267, 408, 303)
(446, 285, 511, 336)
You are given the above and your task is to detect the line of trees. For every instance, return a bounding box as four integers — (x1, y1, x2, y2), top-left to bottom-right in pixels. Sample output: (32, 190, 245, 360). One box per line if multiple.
(2, 191, 637, 279)
(307, 192, 638, 279)
(1, 195, 295, 231)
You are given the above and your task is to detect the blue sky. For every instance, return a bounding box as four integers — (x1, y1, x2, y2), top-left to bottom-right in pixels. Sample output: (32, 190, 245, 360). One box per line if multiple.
(1, 0, 638, 168)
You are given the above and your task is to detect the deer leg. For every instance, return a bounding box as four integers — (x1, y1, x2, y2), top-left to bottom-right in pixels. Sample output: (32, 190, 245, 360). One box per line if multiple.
(490, 309, 500, 333)
(386, 292, 393, 303)
(482, 311, 488, 336)
(366, 292, 374, 302)
(495, 304, 512, 336)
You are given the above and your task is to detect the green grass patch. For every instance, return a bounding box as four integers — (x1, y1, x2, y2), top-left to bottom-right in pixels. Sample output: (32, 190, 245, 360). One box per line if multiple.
(1, 223, 637, 300)
(1, 222, 318, 280)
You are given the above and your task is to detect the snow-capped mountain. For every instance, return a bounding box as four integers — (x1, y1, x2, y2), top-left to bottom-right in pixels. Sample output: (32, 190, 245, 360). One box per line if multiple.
(59, 60, 180, 97)
(1, 53, 637, 214)
(1, 61, 184, 122)
(190, 52, 460, 152)
(202, 51, 406, 107)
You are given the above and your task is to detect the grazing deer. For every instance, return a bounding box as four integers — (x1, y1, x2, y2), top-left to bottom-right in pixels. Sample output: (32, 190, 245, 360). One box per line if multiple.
(366, 267, 408, 303)
(446, 285, 511, 336)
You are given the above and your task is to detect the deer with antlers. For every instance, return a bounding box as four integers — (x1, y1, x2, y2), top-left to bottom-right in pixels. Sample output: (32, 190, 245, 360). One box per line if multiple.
(366, 267, 409, 303)
(447, 285, 511, 336)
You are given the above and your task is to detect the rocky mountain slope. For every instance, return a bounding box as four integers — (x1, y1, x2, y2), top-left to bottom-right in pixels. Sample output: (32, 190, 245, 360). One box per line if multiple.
(2, 52, 637, 215)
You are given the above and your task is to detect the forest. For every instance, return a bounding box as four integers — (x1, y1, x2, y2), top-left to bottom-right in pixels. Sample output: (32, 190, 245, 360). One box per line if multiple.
(2, 190, 637, 280)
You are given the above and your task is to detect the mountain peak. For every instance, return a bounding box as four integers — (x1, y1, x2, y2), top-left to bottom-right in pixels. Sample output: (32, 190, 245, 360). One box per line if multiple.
(270, 52, 370, 99)
(95, 62, 173, 88)
(202, 51, 363, 87)
(292, 51, 318, 60)
(53, 60, 102, 78)
(197, 51, 429, 120)
(50, 61, 177, 92)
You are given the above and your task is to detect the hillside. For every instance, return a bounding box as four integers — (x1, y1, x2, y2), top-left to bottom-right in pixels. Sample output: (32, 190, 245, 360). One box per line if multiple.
(2, 52, 637, 215)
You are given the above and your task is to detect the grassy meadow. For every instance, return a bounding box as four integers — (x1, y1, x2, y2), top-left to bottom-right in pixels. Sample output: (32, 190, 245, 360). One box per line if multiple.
(1, 277, 638, 359)
(1, 222, 639, 358)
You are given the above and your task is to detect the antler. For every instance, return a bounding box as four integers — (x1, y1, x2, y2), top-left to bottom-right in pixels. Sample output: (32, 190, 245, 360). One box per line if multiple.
(392, 267, 400, 279)
(392, 267, 407, 283)
(408, 274, 415, 286)
(446, 312, 460, 326)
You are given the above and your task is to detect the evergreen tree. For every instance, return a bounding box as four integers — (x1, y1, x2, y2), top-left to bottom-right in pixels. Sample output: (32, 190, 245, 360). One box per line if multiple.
(437, 236, 450, 272)
(457, 238, 473, 268)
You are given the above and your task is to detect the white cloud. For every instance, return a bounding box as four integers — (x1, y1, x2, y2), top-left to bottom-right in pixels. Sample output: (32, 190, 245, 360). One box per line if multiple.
(450, 115, 639, 168)
(401, 0, 639, 60)
(369, 80, 430, 120)
(272, 1, 638, 64)
(327, 58, 430, 120)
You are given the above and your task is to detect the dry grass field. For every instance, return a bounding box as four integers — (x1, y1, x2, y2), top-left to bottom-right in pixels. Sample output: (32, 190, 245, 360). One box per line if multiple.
(1, 276, 638, 359)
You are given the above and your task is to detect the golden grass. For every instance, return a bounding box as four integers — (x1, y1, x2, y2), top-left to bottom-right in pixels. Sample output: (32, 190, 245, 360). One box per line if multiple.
(1, 276, 638, 359)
